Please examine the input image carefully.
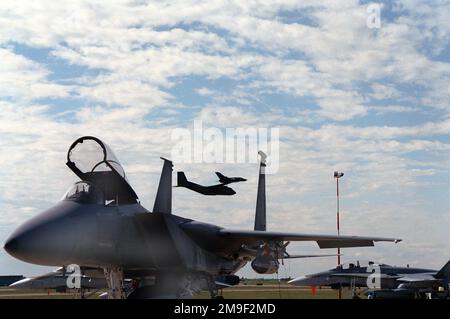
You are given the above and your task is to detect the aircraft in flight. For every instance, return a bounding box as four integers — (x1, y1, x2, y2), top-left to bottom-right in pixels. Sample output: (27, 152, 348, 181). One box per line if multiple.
(215, 172, 247, 185)
(288, 260, 450, 299)
(4, 136, 401, 298)
(176, 171, 246, 195)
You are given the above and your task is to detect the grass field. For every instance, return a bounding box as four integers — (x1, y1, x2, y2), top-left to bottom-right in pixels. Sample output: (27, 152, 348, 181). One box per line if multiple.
(0, 279, 356, 299)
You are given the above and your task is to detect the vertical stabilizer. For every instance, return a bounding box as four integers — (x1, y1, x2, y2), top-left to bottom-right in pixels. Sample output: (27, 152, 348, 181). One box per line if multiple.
(153, 157, 173, 214)
(177, 171, 188, 187)
(254, 151, 267, 231)
(436, 259, 450, 280)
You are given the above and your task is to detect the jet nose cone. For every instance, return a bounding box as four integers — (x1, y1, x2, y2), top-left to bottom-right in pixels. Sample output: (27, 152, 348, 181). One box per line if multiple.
(9, 278, 30, 288)
(4, 213, 58, 263)
(4, 222, 57, 264)
(288, 276, 306, 285)
(4, 201, 84, 266)
(3, 237, 19, 255)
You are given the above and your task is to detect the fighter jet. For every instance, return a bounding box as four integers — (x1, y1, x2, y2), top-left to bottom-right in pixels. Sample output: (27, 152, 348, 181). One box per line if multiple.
(3, 136, 401, 299)
(10, 266, 236, 299)
(215, 172, 247, 185)
(176, 172, 242, 195)
(10, 267, 107, 293)
(288, 260, 450, 299)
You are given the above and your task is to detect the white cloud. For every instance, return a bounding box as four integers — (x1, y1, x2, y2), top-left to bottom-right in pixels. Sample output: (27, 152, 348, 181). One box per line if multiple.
(370, 83, 402, 100)
(198, 106, 259, 127)
(196, 87, 215, 96)
(368, 105, 419, 115)
(77, 79, 171, 110)
(0, 48, 69, 101)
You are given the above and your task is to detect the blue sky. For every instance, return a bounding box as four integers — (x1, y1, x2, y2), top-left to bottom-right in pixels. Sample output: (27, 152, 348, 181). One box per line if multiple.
(0, 0, 449, 278)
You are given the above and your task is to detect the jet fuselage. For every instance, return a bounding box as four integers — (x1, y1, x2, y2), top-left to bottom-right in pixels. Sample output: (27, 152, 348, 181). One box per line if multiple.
(4, 200, 245, 276)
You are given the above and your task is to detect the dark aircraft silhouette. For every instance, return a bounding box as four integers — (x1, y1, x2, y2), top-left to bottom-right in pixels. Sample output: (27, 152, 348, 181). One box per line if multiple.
(177, 172, 237, 195)
(4, 136, 402, 299)
(215, 172, 247, 185)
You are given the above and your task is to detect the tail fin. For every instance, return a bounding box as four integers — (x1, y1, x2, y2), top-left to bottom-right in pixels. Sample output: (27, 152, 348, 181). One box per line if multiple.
(152, 157, 173, 214)
(436, 259, 450, 279)
(254, 151, 267, 231)
(177, 171, 188, 187)
(216, 172, 230, 184)
(215, 172, 226, 179)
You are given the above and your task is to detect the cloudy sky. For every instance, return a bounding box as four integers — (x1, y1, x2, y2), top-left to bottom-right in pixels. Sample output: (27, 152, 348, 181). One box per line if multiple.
(1, 0, 449, 278)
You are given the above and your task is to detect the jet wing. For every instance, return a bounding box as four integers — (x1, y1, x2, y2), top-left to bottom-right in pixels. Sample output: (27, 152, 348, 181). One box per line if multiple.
(329, 273, 400, 279)
(218, 229, 401, 248)
(284, 254, 339, 259)
(397, 274, 438, 282)
(214, 281, 233, 289)
(395, 274, 442, 289)
(398, 274, 436, 282)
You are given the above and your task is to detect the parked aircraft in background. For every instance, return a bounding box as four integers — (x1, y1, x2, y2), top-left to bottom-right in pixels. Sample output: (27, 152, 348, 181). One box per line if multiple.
(289, 260, 450, 299)
(9, 266, 108, 298)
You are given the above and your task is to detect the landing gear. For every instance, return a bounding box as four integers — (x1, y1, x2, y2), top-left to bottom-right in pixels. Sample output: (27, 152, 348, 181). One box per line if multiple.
(350, 278, 367, 299)
(207, 276, 223, 299)
(350, 277, 357, 299)
(127, 272, 199, 299)
(104, 267, 126, 299)
(72, 288, 95, 299)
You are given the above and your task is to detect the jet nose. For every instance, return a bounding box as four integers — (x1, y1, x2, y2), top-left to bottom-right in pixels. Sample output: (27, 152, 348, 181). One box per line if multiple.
(3, 201, 88, 266)
(9, 278, 30, 289)
(288, 276, 307, 285)
(3, 208, 64, 264)
(3, 230, 31, 261)
(3, 237, 19, 255)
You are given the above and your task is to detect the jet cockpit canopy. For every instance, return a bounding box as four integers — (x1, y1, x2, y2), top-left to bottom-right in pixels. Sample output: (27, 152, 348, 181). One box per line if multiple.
(334, 260, 387, 271)
(66, 136, 139, 204)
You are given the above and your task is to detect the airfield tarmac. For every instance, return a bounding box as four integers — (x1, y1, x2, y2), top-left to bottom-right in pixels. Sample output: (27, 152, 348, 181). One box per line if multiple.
(0, 280, 354, 299)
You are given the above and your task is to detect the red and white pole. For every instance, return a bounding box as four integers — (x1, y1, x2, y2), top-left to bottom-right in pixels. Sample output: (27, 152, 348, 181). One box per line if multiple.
(337, 177, 340, 265)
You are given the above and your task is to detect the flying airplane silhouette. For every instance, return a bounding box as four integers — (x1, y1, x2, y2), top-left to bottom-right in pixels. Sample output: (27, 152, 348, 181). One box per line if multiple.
(176, 171, 246, 196)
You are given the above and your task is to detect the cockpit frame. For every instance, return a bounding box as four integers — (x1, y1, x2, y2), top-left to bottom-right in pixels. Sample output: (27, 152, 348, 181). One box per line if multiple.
(66, 136, 139, 205)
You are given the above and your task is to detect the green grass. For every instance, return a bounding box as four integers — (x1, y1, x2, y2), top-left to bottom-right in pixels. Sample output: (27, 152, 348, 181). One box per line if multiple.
(193, 284, 353, 299)
(0, 288, 103, 299)
(194, 290, 350, 299)
(0, 282, 355, 299)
